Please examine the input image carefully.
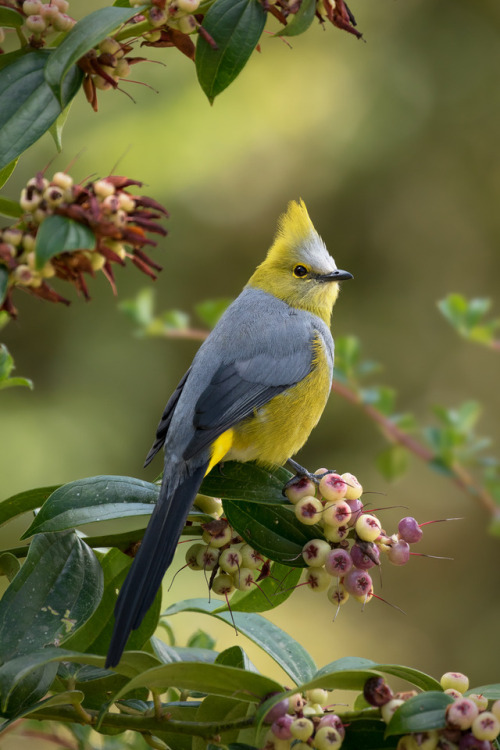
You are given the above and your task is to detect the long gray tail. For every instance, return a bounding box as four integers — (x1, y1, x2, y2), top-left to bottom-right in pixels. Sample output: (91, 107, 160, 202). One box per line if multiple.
(105, 463, 208, 668)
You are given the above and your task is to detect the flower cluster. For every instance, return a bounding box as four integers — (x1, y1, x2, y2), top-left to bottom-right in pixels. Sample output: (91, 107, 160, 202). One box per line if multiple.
(0, 171, 168, 319)
(286, 470, 427, 610)
(364, 672, 500, 750)
(1, 0, 75, 50)
(262, 689, 345, 750)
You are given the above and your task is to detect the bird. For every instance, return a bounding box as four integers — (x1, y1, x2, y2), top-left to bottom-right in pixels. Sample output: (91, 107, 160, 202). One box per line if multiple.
(106, 199, 353, 667)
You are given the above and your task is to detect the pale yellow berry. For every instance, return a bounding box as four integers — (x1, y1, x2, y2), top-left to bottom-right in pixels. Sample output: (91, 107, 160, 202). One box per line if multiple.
(53, 0, 69, 11)
(219, 547, 242, 573)
(240, 544, 262, 569)
(25, 14, 47, 32)
(51, 13, 75, 31)
(117, 191, 135, 212)
(20, 188, 41, 212)
(94, 179, 115, 198)
(90, 253, 106, 272)
(290, 717, 314, 741)
(305, 567, 330, 592)
(322, 500, 351, 527)
(40, 3, 60, 22)
(306, 688, 328, 706)
(195, 545, 219, 571)
(177, 0, 200, 11)
(114, 58, 131, 78)
(194, 494, 222, 516)
(177, 14, 196, 34)
(51, 172, 73, 191)
(355, 514, 382, 543)
(233, 567, 255, 591)
(294, 496, 322, 525)
(440, 672, 469, 694)
(491, 700, 500, 722)
(99, 36, 121, 55)
(2, 228, 23, 246)
(381, 699, 404, 724)
(468, 693, 488, 712)
(184, 542, 204, 570)
(341, 472, 363, 500)
(211, 574, 235, 596)
(22, 0, 42, 14)
(327, 582, 349, 606)
(471, 711, 500, 742)
(313, 725, 342, 750)
(323, 524, 349, 543)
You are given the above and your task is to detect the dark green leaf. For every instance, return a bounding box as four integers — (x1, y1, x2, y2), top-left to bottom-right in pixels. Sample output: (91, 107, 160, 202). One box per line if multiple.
(0, 552, 20, 581)
(376, 445, 409, 481)
(0, 690, 84, 733)
(195, 298, 232, 328)
(0, 158, 18, 189)
(0, 50, 83, 169)
(342, 719, 398, 749)
(193, 690, 251, 750)
(0, 197, 22, 219)
(223, 498, 322, 566)
(44, 6, 146, 99)
(2, 663, 58, 718)
(277, 0, 316, 37)
(22, 475, 160, 538)
(201, 461, 291, 504)
(63, 548, 161, 656)
(34, 214, 95, 270)
(385, 691, 452, 736)
(111, 660, 282, 703)
(0, 7, 24, 27)
(163, 598, 316, 685)
(0, 268, 8, 306)
(0, 531, 103, 663)
(216, 645, 256, 672)
(48, 102, 73, 152)
(195, 0, 267, 103)
(0, 485, 59, 528)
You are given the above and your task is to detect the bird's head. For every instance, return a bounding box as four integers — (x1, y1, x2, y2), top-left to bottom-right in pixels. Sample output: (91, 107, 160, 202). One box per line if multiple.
(248, 199, 353, 324)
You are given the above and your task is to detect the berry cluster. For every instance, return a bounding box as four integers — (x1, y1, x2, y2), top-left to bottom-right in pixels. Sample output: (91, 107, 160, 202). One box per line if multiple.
(20, 0, 74, 44)
(263, 689, 345, 750)
(184, 511, 269, 599)
(0, 172, 168, 318)
(79, 37, 142, 112)
(364, 672, 500, 750)
(286, 470, 427, 610)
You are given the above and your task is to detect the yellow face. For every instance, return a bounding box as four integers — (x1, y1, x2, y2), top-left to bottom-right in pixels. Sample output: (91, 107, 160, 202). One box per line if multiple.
(247, 200, 347, 324)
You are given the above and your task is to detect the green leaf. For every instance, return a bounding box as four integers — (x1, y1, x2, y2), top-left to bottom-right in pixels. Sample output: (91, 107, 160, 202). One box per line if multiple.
(193, 689, 251, 750)
(0, 552, 20, 582)
(63, 548, 161, 656)
(163, 598, 316, 685)
(466, 684, 500, 700)
(1, 662, 59, 718)
(48, 101, 73, 152)
(201, 461, 291, 504)
(0, 267, 8, 305)
(195, 298, 232, 328)
(376, 445, 409, 481)
(224, 560, 302, 612)
(276, 0, 316, 37)
(0, 50, 83, 169)
(0, 690, 84, 733)
(187, 629, 216, 650)
(0, 158, 18, 189)
(0, 196, 22, 219)
(34, 214, 95, 270)
(22, 475, 160, 538)
(44, 6, 146, 99)
(0, 342, 13, 379)
(0, 485, 60, 529)
(385, 691, 453, 736)
(195, 0, 267, 103)
(110, 660, 282, 704)
(342, 719, 398, 749)
(223, 498, 322, 566)
(361, 386, 396, 416)
(0, 531, 103, 663)
(150, 637, 219, 665)
(0, 6, 24, 27)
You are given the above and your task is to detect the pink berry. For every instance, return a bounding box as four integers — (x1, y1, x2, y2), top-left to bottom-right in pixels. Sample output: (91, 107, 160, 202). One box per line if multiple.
(346, 496, 364, 526)
(285, 477, 317, 504)
(388, 540, 410, 566)
(323, 500, 352, 527)
(398, 517, 423, 543)
(325, 548, 353, 577)
(363, 676, 393, 707)
(294, 496, 322, 525)
(458, 734, 491, 750)
(446, 698, 479, 730)
(343, 568, 373, 598)
(317, 714, 345, 739)
(264, 697, 289, 724)
(350, 543, 380, 570)
(271, 713, 293, 739)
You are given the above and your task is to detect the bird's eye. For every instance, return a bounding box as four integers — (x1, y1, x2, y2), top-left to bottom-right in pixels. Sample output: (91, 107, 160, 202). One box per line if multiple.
(293, 264, 309, 278)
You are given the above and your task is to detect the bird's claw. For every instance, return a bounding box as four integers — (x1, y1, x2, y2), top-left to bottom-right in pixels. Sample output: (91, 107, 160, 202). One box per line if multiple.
(282, 459, 337, 496)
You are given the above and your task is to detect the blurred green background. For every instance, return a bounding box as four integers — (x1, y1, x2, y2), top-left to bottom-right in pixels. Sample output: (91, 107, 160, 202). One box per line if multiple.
(1, 0, 500, 725)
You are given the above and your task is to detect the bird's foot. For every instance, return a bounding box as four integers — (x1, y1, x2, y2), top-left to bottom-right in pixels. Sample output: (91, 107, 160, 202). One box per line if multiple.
(282, 459, 336, 496)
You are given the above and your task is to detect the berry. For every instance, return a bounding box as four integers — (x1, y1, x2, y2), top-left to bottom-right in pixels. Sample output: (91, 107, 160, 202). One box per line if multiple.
(416, 731, 440, 750)
(398, 517, 423, 544)
(444, 688, 463, 700)
(491, 699, 500, 721)
(317, 714, 345, 738)
(355, 514, 382, 542)
(285, 477, 317, 504)
(313, 725, 342, 750)
(468, 695, 488, 712)
(94, 179, 115, 198)
(471, 712, 500, 742)
(458, 734, 492, 750)
(319, 472, 347, 502)
(40, 3, 60, 21)
(264, 697, 289, 724)
(381, 698, 404, 724)
(343, 568, 373, 598)
(350, 543, 379, 570)
(288, 693, 306, 713)
(345, 496, 363, 526)
(322, 500, 352, 527)
(219, 547, 242, 573)
(25, 14, 47, 32)
(324, 548, 352, 577)
(388, 540, 410, 566)
(202, 523, 232, 548)
(306, 688, 329, 706)
(233, 567, 255, 591)
(327, 582, 349, 606)
(195, 545, 219, 571)
(177, 0, 200, 11)
(446, 698, 479, 730)
(22, 0, 42, 14)
(51, 172, 73, 191)
(294, 496, 322, 525)
(440, 672, 470, 694)
(51, 13, 75, 31)
(302, 539, 331, 568)
(211, 574, 234, 596)
(363, 676, 394, 707)
(305, 567, 330, 592)
(323, 524, 349, 543)
(340, 472, 363, 500)
(53, 0, 69, 10)
(240, 544, 262, 569)
(290, 717, 314, 741)
(271, 713, 293, 739)
(194, 494, 222, 516)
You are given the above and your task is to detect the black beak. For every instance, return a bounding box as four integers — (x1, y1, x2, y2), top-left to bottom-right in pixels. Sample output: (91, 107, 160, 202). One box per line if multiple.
(316, 269, 353, 282)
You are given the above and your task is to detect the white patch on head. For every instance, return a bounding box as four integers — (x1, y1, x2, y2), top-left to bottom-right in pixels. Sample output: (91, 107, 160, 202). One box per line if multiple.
(299, 231, 338, 275)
